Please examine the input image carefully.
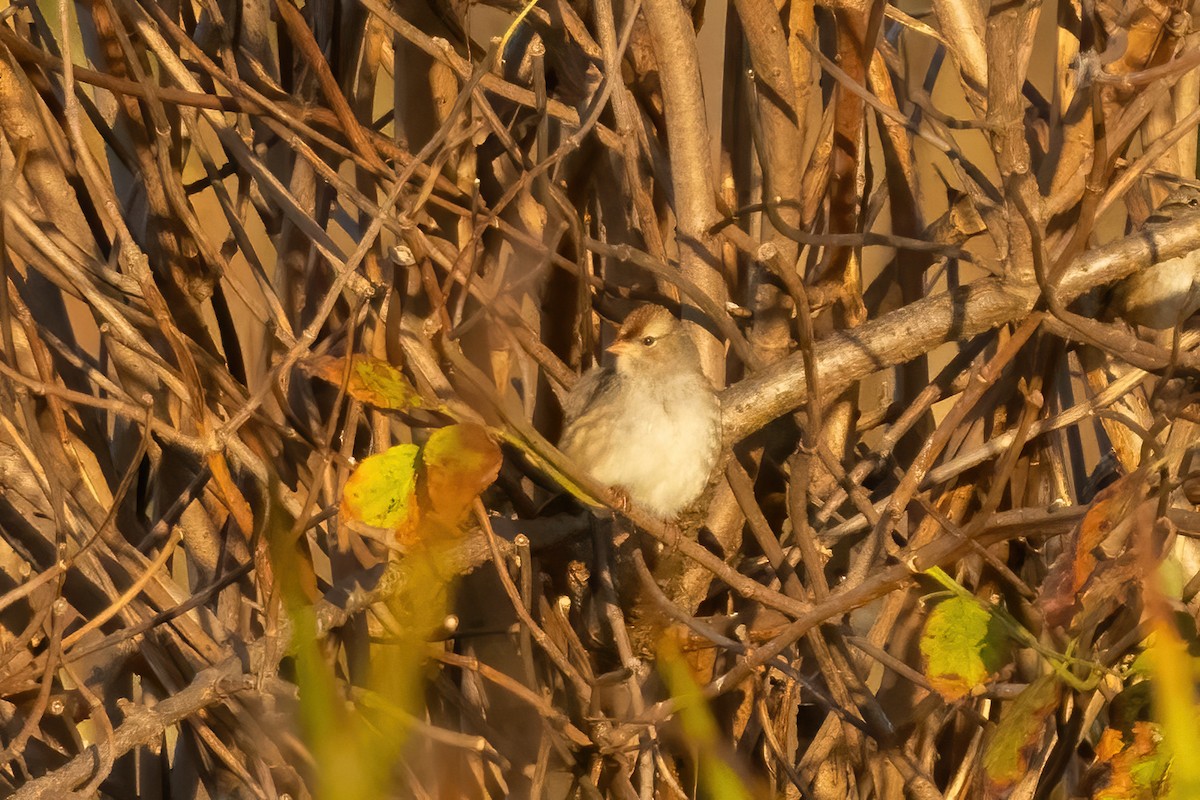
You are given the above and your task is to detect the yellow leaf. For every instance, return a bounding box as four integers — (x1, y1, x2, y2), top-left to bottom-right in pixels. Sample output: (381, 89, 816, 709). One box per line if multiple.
(305, 356, 422, 410)
(341, 445, 420, 534)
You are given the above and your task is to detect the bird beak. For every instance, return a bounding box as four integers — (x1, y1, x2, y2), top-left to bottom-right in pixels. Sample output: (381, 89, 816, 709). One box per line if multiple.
(606, 340, 633, 356)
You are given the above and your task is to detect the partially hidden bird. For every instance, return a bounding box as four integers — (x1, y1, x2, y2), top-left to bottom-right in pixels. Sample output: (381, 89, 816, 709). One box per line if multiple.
(558, 305, 721, 518)
(1112, 187, 1200, 329)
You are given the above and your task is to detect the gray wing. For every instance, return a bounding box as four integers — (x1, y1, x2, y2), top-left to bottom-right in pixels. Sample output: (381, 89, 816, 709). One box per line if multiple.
(560, 367, 624, 459)
(562, 366, 617, 427)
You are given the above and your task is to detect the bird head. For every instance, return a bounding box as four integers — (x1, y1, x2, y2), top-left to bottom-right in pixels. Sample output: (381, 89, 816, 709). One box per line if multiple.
(606, 305, 699, 377)
(1148, 185, 1200, 224)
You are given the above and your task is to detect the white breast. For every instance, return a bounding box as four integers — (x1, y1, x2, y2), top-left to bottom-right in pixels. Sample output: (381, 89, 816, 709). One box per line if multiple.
(566, 372, 721, 517)
(1114, 252, 1200, 329)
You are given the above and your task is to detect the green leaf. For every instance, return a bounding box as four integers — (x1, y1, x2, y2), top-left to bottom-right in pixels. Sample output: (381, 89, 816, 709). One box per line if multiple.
(920, 595, 1010, 701)
(341, 444, 420, 532)
(983, 675, 1061, 797)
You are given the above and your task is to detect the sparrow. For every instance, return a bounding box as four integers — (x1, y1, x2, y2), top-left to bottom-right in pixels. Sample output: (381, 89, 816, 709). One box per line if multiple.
(1112, 188, 1200, 329)
(559, 305, 722, 518)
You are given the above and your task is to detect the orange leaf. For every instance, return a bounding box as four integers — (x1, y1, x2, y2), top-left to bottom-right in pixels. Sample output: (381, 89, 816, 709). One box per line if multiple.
(421, 423, 502, 526)
(1040, 472, 1147, 630)
(1091, 722, 1168, 800)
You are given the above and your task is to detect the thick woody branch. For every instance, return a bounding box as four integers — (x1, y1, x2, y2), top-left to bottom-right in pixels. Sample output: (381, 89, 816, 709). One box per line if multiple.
(640, 0, 727, 377)
(720, 213, 1200, 443)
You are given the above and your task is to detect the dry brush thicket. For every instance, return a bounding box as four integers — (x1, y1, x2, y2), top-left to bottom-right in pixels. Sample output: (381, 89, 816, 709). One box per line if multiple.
(4, 0, 1200, 797)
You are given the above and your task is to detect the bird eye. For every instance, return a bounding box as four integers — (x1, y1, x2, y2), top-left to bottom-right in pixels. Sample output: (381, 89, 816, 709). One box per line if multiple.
(641, 336, 655, 346)
(1189, 197, 1199, 208)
